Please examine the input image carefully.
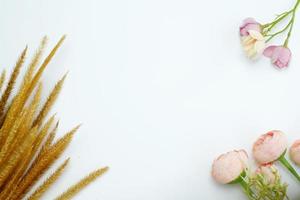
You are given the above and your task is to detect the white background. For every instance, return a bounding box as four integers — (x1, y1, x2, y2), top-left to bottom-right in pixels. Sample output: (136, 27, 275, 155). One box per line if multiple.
(1, 0, 300, 199)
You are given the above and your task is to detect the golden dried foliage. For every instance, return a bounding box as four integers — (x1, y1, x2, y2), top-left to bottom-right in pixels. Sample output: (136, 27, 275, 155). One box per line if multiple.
(0, 70, 6, 91)
(0, 37, 108, 200)
(55, 167, 109, 200)
(28, 158, 70, 200)
(33, 73, 67, 127)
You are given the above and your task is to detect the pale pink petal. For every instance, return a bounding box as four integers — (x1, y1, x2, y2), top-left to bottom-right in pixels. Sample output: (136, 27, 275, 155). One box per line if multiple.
(271, 47, 291, 68)
(253, 130, 288, 164)
(278, 48, 291, 64)
(242, 24, 261, 35)
(263, 46, 277, 58)
(290, 140, 300, 166)
(240, 18, 261, 36)
(241, 18, 257, 26)
(212, 150, 247, 184)
(236, 150, 249, 168)
(256, 164, 278, 184)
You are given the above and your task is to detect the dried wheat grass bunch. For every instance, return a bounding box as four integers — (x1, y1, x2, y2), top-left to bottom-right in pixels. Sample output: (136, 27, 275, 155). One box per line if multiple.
(0, 36, 108, 200)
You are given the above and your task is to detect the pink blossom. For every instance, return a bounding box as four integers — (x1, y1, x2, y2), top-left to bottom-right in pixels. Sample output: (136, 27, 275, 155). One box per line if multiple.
(263, 46, 292, 68)
(212, 150, 248, 184)
(256, 164, 279, 184)
(253, 130, 288, 164)
(240, 18, 261, 36)
(290, 139, 300, 166)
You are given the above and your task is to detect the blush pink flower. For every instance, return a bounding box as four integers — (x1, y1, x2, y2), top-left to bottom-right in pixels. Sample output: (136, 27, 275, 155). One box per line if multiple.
(256, 164, 279, 184)
(263, 46, 292, 68)
(290, 139, 300, 166)
(252, 131, 300, 181)
(253, 130, 288, 164)
(212, 150, 248, 184)
(240, 18, 261, 36)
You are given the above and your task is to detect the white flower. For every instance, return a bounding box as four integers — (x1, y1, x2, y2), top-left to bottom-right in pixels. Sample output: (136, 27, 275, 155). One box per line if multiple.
(241, 30, 265, 59)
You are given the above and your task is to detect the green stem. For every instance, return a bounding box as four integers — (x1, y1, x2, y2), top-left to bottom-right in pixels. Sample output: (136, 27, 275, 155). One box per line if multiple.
(262, 0, 300, 44)
(278, 155, 300, 182)
(284, 20, 294, 47)
(262, 10, 292, 32)
(295, 0, 300, 11)
(266, 20, 292, 42)
(239, 178, 256, 200)
(284, 0, 300, 46)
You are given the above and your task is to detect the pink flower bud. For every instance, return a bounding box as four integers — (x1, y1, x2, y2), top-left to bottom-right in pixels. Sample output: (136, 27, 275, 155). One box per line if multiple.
(256, 164, 279, 184)
(240, 18, 261, 36)
(253, 130, 288, 165)
(263, 46, 292, 68)
(290, 139, 300, 166)
(212, 150, 248, 184)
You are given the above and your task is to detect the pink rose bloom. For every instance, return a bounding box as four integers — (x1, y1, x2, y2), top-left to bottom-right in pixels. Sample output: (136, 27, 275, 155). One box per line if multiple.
(212, 150, 248, 184)
(256, 164, 279, 184)
(240, 18, 261, 36)
(253, 130, 288, 164)
(263, 46, 292, 68)
(290, 139, 300, 166)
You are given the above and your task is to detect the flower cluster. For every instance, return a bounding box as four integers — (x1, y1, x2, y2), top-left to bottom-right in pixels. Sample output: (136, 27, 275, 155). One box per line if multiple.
(212, 130, 300, 200)
(240, 0, 300, 69)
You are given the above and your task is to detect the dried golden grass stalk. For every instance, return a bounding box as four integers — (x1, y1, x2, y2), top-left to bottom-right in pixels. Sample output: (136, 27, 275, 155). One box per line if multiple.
(0, 37, 107, 200)
(33, 74, 66, 127)
(2, 85, 42, 164)
(37, 121, 59, 159)
(0, 47, 27, 141)
(28, 35, 66, 96)
(3, 36, 64, 137)
(32, 115, 56, 154)
(0, 132, 35, 188)
(0, 70, 6, 91)
(55, 167, 109, 200)
(0, 47, 27, 120)
(12, 127, 77, 200)
(0, 145, 34, 200)
(0, 107, 28, 164)
(28, 158, 70, 200)
(22, 37, 47, 88)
